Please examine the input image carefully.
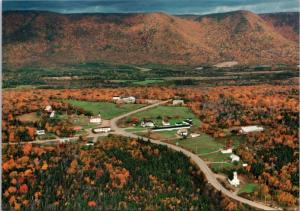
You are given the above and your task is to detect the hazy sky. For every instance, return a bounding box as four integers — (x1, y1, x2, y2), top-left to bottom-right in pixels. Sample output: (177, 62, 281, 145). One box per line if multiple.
(3, 0, 300, 14)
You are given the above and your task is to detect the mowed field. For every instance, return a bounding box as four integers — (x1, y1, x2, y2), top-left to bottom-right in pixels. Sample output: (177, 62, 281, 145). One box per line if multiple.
(166, 134, 245, 172)
(64, 100, 144, 119)
(129, 105, 201, 127)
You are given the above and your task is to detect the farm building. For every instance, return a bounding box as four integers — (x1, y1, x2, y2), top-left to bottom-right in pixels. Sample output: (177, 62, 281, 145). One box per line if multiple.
(141, 121, 155, 128)
(152, 124, 191, 132)
(228, 172, 240, 187)
(36, 130, 45, 135)
(93, 127, 111, 133)
(177, 128, 188, 137)
(172, 100, 184, 105)
(230, 154, 240, 162)
(239, 126, 264, 134)
(122, 96, 136, 104)
(90, 115, 102, 124)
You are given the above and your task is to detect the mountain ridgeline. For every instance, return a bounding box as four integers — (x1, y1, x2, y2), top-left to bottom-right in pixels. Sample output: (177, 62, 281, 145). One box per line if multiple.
(3, 10, 299, 67)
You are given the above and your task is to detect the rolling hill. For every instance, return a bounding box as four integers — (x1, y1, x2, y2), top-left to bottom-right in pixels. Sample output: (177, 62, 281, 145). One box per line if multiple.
(3, 10, 299, 68)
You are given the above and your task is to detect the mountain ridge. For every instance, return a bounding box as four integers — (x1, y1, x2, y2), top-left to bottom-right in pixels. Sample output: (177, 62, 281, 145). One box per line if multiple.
(3, 10, 299, 67)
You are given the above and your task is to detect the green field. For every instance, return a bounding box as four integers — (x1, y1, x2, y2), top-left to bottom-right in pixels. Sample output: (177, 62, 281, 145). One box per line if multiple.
(153, 130, 178, 139)
(238, 183, 257, 194)
(174, 134, 222, 154)
(167, 134, 244, 172)
(209, 163, 235, 172)
(64, 100, 144, 119)
(129, 105, 201, 127)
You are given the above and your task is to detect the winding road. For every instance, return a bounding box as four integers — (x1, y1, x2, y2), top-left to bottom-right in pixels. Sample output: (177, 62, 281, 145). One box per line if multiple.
(3, 100, 280, 210)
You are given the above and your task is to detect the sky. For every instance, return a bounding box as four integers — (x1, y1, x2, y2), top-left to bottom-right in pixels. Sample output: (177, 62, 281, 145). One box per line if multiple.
(3, 0, 300, 15)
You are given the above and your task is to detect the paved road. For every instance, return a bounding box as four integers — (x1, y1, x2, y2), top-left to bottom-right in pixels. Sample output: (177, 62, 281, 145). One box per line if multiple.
(3, 100, 280, 210)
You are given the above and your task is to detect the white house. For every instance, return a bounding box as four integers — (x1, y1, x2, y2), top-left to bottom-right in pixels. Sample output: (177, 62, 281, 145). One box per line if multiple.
(162, 119, 170, 126)
(177, 128, 188, 137)
(221, 148, 233, 154)
(112, 96, 121, 101)
(239, 126, 264, 134)
(122, 96, 136, 104)
(190, 133, 200, 138)
(172, 100, 184, 105)
(93, 127, 111, 133)
(230, 154, 240, 162)
(45, 105, 52, 112)
(90, 115, 102, 124)
(141, 121, 155, 128)
(50, 111, 55, 118)
(36, 130, 45, 135)
(228, 172, 240, 187)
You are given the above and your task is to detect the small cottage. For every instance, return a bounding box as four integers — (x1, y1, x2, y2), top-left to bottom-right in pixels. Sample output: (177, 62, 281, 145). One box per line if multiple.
(141, 121, 155, 128)
(90, 115, 102, 124)
(230, 154, 240, 162)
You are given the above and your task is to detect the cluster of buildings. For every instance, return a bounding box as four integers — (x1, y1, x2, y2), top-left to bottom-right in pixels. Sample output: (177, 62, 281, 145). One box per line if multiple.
(140, 117, 194, 138)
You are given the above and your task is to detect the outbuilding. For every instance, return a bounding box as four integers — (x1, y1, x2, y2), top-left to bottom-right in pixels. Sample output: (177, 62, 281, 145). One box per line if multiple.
(172, 100, 184, 105)
(230, 154, 240, 162)
(90, 115, 102, 124)
(239, 126, 264, 134)
(36, 130, 45, 135)
(177, 128, 188, 137)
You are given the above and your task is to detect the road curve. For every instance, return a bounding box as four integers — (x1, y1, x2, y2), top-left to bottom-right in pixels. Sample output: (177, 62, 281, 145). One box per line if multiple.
(110, 100, 280, 211)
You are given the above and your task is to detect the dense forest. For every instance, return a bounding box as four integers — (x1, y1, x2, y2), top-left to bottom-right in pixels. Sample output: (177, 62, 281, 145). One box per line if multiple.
(2, 136, 248, 210)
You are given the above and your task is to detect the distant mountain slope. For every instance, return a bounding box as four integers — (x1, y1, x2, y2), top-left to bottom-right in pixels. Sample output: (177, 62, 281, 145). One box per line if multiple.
(3, 10, 299, 67)
(260, 12, 299, 42)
